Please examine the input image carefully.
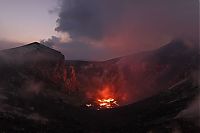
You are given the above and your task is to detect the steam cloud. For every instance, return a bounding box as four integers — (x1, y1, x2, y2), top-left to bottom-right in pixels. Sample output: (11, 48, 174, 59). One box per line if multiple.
(56, 0, 198, 40)
(42, 0, 198, 60)
(41, 36, 61, 48)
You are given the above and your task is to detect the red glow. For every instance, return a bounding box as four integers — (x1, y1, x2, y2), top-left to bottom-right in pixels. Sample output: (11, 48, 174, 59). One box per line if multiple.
(96, 86, 119, 109)
(86, 85, 120, 109)
(97, 86, 114, 99)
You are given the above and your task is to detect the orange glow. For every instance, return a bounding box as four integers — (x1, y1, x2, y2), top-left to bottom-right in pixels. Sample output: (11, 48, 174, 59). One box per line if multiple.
(85, 85, 128, 109)
(97, 86, 114, 99)
(95, 85, 119, 109)
(97, 98, 119, 109)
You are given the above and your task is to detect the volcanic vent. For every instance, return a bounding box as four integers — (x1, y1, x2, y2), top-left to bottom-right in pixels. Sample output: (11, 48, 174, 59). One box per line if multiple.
(85, 85, 120, 109)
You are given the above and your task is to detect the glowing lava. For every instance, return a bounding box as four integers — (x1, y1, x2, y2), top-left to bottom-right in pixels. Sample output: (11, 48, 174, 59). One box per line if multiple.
(97, 98, 119, 109)
(86, 85, 120, 109)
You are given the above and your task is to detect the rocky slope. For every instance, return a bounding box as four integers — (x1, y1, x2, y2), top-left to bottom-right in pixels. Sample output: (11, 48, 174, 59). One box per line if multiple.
(65, 40, 199, 105)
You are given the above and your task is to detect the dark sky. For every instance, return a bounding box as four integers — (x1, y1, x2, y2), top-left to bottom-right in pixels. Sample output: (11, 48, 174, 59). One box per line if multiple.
(0, 0, 199, 60)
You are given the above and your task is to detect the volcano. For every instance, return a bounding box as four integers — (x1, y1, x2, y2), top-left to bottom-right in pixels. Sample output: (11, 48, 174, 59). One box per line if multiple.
(65, 40, 199, 106)
(0, 40, 199, 133)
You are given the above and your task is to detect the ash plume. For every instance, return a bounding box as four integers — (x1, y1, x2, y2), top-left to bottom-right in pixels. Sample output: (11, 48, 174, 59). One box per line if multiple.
(56, 0, 198, 49)
(42, 0, 198, 60)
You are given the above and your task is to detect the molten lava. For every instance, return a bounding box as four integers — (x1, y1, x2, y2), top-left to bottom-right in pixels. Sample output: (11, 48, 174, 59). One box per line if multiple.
(86, 85, 119, 109)
(96, 86, 119, 108)
(97, 98, 119, 109)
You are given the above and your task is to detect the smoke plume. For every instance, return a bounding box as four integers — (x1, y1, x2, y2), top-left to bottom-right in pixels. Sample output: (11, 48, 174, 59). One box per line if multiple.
(41, 0, 198, 60)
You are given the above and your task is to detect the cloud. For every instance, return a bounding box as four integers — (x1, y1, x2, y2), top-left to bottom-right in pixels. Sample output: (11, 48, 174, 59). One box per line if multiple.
(43, 0, 199, 60)
(41, 36, 61, 48)
(57, 0, 198, 40)
(55, 0, 105, 40)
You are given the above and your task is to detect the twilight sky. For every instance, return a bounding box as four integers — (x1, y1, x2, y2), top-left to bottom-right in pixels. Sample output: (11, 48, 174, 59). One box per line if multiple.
(0, 0, 198, 60)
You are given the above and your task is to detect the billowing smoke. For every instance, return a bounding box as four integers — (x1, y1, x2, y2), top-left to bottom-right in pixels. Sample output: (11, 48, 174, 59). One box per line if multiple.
(44, 0, 199, 60)
(41, 36, 61, 48)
